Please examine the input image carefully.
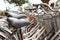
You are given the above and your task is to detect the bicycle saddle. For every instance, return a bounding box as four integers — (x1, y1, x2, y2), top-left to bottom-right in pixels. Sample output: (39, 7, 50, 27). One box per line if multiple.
(5, 11, 27, 19)
(7, 17, 30, 28)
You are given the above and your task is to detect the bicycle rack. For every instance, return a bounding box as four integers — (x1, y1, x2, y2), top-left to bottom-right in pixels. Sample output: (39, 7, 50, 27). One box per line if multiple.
(24, 26, 45, 40)
(51, 30, 60, 40)
(23, 22, 40, 38)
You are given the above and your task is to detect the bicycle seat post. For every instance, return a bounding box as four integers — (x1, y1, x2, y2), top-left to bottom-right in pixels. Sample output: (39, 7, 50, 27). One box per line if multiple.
(17, 28, 23, 40)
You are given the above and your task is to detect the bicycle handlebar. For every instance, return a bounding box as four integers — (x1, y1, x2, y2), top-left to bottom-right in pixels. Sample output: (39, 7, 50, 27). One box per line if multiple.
(38, 3, 59, 12)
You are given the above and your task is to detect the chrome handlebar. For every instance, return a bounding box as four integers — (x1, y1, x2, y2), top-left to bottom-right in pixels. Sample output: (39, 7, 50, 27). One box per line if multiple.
(38, 3, 58, 12)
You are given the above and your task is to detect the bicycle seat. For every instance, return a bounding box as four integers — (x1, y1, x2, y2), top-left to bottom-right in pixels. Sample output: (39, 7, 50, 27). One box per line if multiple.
(5, 11, 27, 19)
(7, 17, 30, 28)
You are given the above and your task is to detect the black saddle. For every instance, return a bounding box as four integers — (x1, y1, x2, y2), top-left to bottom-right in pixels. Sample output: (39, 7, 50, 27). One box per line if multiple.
(5, 11, 27, 19)
(7, 17, 30, 28)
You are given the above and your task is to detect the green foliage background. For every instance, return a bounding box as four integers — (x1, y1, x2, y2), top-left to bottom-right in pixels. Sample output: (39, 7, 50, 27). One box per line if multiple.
(7, 0, 28, 5)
